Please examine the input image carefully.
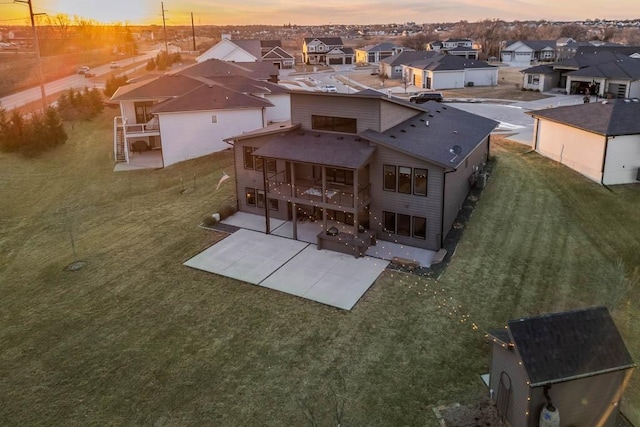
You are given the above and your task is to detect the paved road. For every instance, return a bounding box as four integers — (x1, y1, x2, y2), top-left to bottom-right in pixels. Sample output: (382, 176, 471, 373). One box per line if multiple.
(0, 51, 157, 111)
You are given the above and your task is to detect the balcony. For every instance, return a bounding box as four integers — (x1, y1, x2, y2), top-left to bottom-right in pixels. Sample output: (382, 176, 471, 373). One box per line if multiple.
(115, 116, 161, 138)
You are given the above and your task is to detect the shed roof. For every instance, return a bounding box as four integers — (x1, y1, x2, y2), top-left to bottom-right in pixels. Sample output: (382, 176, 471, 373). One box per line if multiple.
(506, 306, 635, 387)
(527, 99, 640, 136)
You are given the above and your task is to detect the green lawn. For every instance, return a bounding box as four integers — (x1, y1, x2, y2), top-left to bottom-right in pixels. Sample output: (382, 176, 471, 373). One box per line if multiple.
(1, 111, 638, 425)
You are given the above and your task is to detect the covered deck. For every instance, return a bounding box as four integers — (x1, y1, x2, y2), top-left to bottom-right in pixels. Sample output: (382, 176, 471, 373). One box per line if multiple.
(113, 116, 162, 165)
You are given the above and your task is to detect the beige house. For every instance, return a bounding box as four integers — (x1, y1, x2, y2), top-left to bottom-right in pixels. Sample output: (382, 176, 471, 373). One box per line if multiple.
(528, 99, 640, 185)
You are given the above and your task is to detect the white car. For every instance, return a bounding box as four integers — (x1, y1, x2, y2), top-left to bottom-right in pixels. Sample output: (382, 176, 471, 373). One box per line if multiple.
(322, 85, 338, 93)
(77, 66, 90, 74)
(110, 61, 121, 68)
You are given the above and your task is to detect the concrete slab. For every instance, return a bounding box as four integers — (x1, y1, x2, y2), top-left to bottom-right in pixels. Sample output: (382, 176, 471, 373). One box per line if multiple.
(261, 246, 388, 310)
(184, 228, 308, 284)
(221, 211, 286, 233)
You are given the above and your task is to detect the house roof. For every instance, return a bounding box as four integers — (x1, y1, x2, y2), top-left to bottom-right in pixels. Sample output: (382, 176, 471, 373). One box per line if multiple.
(304, 37, 343, 46)
(231, 39, 262, 58)
(357, 42, 400, 52)
(527, 99, 640, 136)
(110, 74, 203, 101)
(204, 75, 288, 95)
(260, 39, 282, 49)
(506, 306, 635, 387)
(445, 46, 478, 53)
(565, 56, 640, 80)
(554, 51, 632, 70)
(253, 131, 376, 169)
(178, 59, 276, 81)
(520, 64, 555, 74)
(381, 50, 438, 66)
(263, 46, 295, 60)
(360, 101, 498, 170)
(505, 40, 556, 51)
(405, 54, 492, 71)
(149, 82, 273, 114)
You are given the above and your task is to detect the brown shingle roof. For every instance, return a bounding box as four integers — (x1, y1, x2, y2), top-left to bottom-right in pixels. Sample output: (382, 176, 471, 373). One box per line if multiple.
(150, 83, 272, 113)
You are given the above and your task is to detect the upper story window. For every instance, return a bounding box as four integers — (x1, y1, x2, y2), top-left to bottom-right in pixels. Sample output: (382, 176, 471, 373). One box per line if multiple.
(134, 101, 154, 124)
(312, 115, 357, 133)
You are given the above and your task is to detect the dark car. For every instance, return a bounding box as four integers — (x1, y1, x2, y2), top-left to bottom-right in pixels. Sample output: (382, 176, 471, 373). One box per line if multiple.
(409, 92, 444, 103)
(84, 70, 96, 78)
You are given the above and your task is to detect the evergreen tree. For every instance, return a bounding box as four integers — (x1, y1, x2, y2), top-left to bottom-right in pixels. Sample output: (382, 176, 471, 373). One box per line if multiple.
(44, 107, 67, 147)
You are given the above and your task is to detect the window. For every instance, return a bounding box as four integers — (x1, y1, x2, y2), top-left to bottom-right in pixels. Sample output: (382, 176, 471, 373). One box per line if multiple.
(269, 198, 279, 211)
(383, 165, 396, 191)
(398, 166, 411, 194)
(211, 115, 218, 124)
(267, 159, 277, 174)
(326, 168, 353, 185)
(255, 157, 264, 171)
(245, 187, 256, 206)
(257, 190, 265, 208)
(413, 168, 428, 196)
(134, 101, 154, 124)
(243, 146, 255, 169)
(312, 115, 357, 133)
(413, 217, 426, 239)
(397, 214, 411, 236)
(383, 211, 396, 233)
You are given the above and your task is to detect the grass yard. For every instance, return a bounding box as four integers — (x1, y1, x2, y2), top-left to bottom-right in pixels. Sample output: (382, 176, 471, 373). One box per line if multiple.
(1, 112, 639, 425)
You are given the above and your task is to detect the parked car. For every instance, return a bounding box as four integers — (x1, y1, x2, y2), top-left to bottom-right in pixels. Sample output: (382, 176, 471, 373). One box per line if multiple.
(321, 85, 338, 93)
(77, 66, 90, 74)
(409, 92, 444, 103)
(110, 61, 121, 68)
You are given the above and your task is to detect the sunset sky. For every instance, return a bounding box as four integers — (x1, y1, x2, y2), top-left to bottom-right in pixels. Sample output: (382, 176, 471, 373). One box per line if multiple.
(2, 0, 637, 26)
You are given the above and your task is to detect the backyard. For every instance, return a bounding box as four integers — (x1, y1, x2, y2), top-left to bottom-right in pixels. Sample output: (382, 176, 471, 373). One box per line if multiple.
(0, 110, 638, 425)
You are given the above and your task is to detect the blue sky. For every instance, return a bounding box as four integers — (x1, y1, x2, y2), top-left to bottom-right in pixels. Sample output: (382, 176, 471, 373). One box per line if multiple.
(3, 0, 637, 26)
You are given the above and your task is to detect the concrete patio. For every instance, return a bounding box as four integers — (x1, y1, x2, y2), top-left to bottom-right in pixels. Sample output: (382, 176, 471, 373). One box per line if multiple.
(114, 150, 163, 171)
(185, 212, 436, 309)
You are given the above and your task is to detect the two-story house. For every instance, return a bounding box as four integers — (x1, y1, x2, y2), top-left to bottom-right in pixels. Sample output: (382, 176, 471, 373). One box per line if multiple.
(225, 90, 497, 253)
(302, 37, 354, 65)
(110, 59, 290, 169)
(196, 34, 295, 69)
(501, 40, 557, 65)
(428, 38, 478, 59)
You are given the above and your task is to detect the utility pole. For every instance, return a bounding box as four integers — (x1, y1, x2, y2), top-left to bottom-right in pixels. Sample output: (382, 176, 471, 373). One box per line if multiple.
(161, 2, 168, 53)
(191, 12, 196, 52)
(15, 0, 47, 110)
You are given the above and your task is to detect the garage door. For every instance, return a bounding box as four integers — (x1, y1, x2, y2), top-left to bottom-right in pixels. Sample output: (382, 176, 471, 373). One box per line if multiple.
(329, 57, 343, 65)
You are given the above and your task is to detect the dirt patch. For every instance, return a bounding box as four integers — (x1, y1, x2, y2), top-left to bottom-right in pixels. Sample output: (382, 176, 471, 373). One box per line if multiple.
(433, 397, 506, 427)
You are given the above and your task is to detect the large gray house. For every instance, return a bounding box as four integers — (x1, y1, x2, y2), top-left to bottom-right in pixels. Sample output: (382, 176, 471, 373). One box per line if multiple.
(225, 90, 497, 253)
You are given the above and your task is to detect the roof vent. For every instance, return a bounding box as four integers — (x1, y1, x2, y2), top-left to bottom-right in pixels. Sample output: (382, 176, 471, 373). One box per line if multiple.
(428, 114, 434, 117)
(401, 129, 406, 133)
(390, 135, 396, 139)
(337, 136, 344, 140)
(314, 134, 321, 137)
(410, 124, 416, 127)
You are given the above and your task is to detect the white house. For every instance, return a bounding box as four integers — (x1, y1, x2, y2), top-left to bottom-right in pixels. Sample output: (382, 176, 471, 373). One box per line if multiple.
(501, 40, 556, 66)
(403, 54, 497, 90)
(110, 59, 290, 169)
(196, 35, 295, 69)
(528, 99, 640, 185)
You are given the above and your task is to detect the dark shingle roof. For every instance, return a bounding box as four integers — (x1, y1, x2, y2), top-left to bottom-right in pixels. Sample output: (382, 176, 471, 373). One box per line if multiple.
(360, 101, 497, 170)
(358, 42, 399, 52)
(554, 51, 631, 70)
(231, 39, 262, 58)
(507, 306, 635, 387)
(565, 56, 640, 80)
(110, 74, 203, 101)
(406, 54, 493, 71)
(505, 40, 556, 51)
(178, 59, 276, 81)
(150, 83, 272, 114)
(204, 75, 288, 95)
(253, 131, 375, 169)
(381, 50, 439, 66)
(527, 99, 640, 136)
(521, 64, 555, 74)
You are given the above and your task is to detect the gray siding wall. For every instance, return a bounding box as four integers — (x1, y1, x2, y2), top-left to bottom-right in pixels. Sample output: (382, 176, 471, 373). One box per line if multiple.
(234, 135, 289, 221)
(443, 136, 489, 240)
(379, 101, 422, 132)
(368, 144, 444, 250)
(291, 93, 381, 132)
(488, 343, 531, 427)
(529, 370, 631, 427)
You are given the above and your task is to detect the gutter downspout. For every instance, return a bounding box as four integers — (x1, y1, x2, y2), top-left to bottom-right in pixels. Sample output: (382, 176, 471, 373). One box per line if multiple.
(262, 157, 270, 234)
(224, 137, 240, 213)
(600, 136, 610, 186)
(440, 168, 455, 249)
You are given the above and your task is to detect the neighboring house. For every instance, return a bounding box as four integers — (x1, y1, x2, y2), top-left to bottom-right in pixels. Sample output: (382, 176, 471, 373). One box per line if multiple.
(428, 38, 478, 59)
(486, 306, 635, 427)
(196, 34, 294, 69)
(110, 59, 290, 168)
(521, 49, 640, 96)
(557, 39, 622, 60)
(302, 37, 354, 65)
(354, 43, 405, 64)
(403, 54, 498, 90)
(501, 40, 556, 65)
(225, 90, 497, 254)
(378, 49, 428, 79)
(527, 99, 640, 185)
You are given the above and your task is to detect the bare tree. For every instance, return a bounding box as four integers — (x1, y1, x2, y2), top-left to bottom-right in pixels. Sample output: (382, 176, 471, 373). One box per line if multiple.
(402, 33, 430, 51)
(47, 13, 71, 41)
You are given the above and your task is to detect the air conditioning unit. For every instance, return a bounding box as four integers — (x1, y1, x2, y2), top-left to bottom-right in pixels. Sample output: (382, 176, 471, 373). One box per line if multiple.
(466, 81, 474, 87)
(636, 168, 640, 182)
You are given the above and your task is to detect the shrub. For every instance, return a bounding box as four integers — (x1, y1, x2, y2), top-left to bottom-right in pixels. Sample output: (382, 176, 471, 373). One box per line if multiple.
(104, 74, 128, 98)
(202, 214, 218, 227)
(218, 204, 237, 220)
